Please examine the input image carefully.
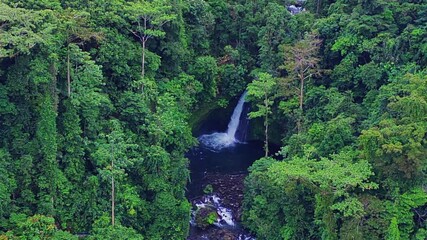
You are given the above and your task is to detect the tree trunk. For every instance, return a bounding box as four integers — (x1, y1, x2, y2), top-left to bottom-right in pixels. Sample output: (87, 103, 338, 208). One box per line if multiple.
(111, 172, 115, 226)
(264, 95, 269, 157)
(67, 50, 71, 97)
(142, 18, 147, 80)
(317, 0, 321, 15)
(265, 115, 269, 157)
(298, 76, 304, 134)
(111, 147, 115, 226)
(299, 77, 304, 111)
(141, 40, 146, 93)
(141, 40, 145, 79)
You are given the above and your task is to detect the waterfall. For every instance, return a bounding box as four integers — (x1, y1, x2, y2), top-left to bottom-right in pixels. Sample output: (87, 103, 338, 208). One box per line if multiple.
(234, 101, 250, 142)
(198, 92, 248, 151)
(226, 91, 247, 138)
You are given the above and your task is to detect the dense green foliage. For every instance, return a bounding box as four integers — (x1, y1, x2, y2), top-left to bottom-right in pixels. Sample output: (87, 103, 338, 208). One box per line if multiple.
(241, 1, 427, 240)
(0, 0, 200, 238)
(0, 0, 426, 239)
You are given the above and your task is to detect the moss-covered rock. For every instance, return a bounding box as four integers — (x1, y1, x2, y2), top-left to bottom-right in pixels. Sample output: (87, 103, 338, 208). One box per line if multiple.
(195, 206, 218, 230)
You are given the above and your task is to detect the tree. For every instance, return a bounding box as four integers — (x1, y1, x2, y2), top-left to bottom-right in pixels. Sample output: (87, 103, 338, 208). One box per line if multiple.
(0, 3, 48, 58)
(184, 0, 214, 55)
(94, 120, 138, 227)
(282, 115, 356, 158)
(68, 46, 112, 137)
(243, 150, 378, 240)
(189, 56, 218, 102)
(2, 214, 77, 240)
(125, 0, 176, 86)
(281, 32, 322, 133)
(385, 188, 427, 240)
(257, 2, 290, 74)
(359, 73, 427, 190)
(88, 215, 144, 240)
(247, 72, 277, 157)
(386, 217, 401, 240)
(59, 9, 103, 96)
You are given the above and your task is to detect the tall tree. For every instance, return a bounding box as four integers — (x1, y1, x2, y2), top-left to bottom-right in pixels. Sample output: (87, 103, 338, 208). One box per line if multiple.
(125, 0, 176, 87)
(94, 120, 137, 227)
(59, 9, 103, 97)
(247, 72, 277, 157)
(281, 32, 322, 133)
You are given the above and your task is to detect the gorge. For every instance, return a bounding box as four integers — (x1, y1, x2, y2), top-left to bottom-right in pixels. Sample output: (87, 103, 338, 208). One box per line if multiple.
(187, 92, 262, 239)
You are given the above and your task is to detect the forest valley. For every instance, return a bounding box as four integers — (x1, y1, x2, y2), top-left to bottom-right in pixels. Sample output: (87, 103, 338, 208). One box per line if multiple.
(0, 0, 426, 239)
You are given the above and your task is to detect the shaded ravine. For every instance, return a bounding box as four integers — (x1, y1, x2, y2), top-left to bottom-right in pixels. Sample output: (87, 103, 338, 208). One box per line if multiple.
(187, 92, 261, 239)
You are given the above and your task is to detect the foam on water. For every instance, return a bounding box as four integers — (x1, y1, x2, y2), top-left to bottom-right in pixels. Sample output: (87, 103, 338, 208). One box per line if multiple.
(190, 194, 236, 228)
(215, 207, 235, 227)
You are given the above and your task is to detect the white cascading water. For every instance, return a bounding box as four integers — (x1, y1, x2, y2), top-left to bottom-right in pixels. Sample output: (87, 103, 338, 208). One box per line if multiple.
(190, 194, 235, 228)
(190, 194, 255, 239)
(226, 91, 247, 138)
(198, 91, 247, 151)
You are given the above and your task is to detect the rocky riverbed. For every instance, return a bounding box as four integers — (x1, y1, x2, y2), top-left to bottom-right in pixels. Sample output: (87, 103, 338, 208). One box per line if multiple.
(187, 173, 254, 240)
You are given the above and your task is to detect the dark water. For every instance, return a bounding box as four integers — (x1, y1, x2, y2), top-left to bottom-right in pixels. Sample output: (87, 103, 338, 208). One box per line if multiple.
(187, 98, 260, 198)
(186, 140, 265, 198)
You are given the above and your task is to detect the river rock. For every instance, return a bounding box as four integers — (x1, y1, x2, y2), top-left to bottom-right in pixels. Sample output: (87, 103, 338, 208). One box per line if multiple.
(204, 173, 246, 221)
(207, 229, 237, 240)
(195, 206, 218, 230)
